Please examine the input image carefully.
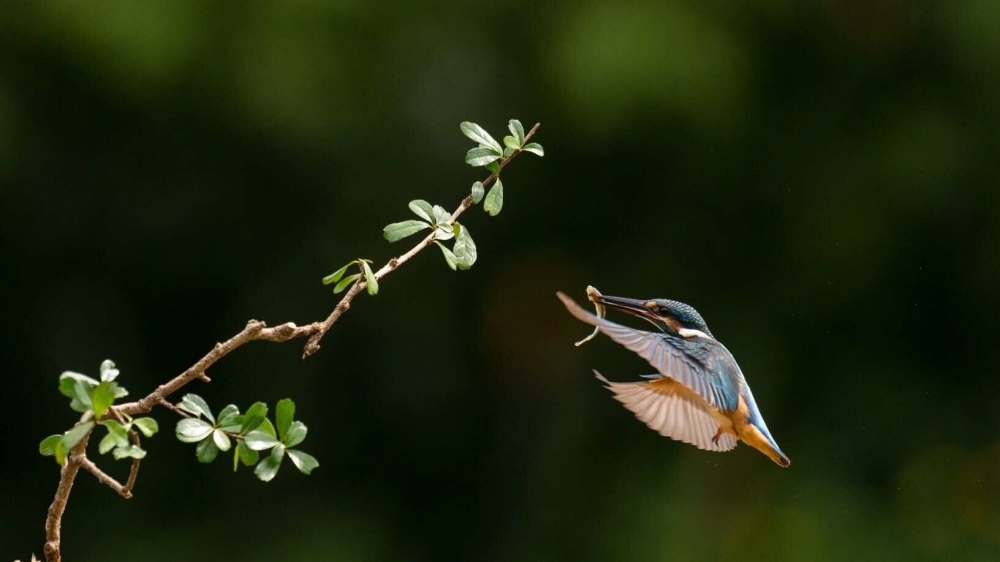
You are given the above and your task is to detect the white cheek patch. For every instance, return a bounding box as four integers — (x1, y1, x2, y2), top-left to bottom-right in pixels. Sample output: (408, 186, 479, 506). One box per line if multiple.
(678, 328, 712, 340)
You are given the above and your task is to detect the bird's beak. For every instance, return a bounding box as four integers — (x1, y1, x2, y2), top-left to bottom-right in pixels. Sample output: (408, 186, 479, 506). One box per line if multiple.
(590, 295, 660, 323)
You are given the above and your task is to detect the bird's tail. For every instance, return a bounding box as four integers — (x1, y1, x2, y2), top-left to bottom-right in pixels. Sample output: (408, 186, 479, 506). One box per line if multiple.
(739, 422, 791, 468)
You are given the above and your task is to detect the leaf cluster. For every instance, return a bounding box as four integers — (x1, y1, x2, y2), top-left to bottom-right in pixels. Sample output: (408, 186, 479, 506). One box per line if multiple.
(174, 395, 318, 482)
(322, 259, 378, 296)
(355, 119, 542, 276)
(462, 119, 542, 218)
(39, 360, 158, 465)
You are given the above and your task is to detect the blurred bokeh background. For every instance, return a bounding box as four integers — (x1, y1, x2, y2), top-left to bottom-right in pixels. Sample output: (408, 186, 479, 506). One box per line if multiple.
(3, 1, 999, 560)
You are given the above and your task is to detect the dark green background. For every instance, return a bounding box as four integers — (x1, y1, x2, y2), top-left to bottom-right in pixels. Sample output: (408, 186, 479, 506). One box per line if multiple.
(3, 1, 998, 560)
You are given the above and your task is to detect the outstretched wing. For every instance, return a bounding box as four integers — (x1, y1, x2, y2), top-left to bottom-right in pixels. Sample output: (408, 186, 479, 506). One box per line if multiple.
(595, 370, 738, 451)
(558, 291, 741, 413)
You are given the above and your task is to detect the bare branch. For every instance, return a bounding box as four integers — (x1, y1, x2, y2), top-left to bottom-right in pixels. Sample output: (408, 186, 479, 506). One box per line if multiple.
(116, 320, 322, 416)
(123, 430, 142, 495)
(79, 457, 132, 499)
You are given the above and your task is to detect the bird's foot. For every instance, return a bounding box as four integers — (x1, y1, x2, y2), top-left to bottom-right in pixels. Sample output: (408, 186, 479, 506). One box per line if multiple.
(712, 427, 725, 445)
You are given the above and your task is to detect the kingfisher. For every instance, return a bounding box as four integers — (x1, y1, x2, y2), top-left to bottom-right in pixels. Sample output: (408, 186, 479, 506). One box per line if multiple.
(557, 290, 790, 467)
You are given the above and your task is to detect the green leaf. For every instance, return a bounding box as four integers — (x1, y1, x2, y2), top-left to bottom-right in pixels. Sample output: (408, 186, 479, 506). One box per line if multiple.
(132, 417, 159, 437)
(196, 437, 219, 463)
(408, 200, 435, 222)
(322, 261, 356, 285)
(430, 205, 449, 226)
(383, 220, 430, 242)
(178, 394, 214, 423)
(244, 402, 267, 423)
(503, 135, 521, 150)
(435, 241, 458, 271)
(91, 381, 116, 418)
(471, 182, 484, 204)
(54, 441, 68, 465)
(460, 122, 502, 153)
(254, 445, 285, 482)
(213, 429, 232, 452)
(522, 142, 544, 157)
(59, 372, 98, 398)
(244, 429, 281, 451)
(99, 419, 129, 455)
(220, 420, 242, 433)
(61, 421, 94, 453)
(502, 147, 514, 158)
(433, 226, 454, 241)
(240, 404, 267, 434)
(486, 161, 501, 175)
(73, 380, 93, 411)
(362, 261, 378, 296)
(217, 405, 240, 428)
(112, 385, 129, 399)
(483, 179, 504, 216)
(333, 273, 360, 294)
(465, 147, 501, 167)
(102, 419, 129, 448)
(99, 359, 120, 382)
(39, 434, 61, 457)
(99, 433, 117, 455)
(453, 224, 478, 270)
(275, 399, 295, 439)
(176, 418, 214, 443)
(258, 417, 277, 438)
(283, 421, 307, 448)
(287, 449, 319, 475)
(509, 119, 525, 142)
(225, 414, 252, 435)
(237, 440, 259, 468)
(113, 444, 146, 460)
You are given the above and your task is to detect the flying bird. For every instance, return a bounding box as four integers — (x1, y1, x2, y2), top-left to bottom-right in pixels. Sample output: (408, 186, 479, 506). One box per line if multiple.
(557, 290, 790, 467)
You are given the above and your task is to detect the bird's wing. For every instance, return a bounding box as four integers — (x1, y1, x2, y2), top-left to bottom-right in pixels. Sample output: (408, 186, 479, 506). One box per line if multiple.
(558, 292, 740, 413)
(595, 371, 737, 451)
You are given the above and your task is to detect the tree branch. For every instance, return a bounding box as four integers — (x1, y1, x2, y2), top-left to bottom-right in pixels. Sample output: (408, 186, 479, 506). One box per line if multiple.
(79, 457, 132, 499)
(116, 320, 321, 416)
(122, 430, 141, 495)
(43, 422, 94, 562)
(301, 122, 541, 358)
(41, 123, 541, 562)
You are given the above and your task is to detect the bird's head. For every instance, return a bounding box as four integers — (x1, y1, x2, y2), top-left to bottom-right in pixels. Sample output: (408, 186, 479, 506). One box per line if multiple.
(591, 294, 714, 339)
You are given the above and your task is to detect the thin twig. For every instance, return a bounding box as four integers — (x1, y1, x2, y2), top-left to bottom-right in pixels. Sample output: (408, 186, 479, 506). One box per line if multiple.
(123, 430, 141, 495)
(105, 406, 142, 496)
(116, 320, 322, 416)
(41, 123, 541, 562)
(302, 122, 541, 358)
(157, 398, 191, 418)
(79, 457, 132, 499)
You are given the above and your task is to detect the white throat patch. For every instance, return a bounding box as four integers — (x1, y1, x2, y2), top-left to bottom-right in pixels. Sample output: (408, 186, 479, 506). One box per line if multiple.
(678, 328, 712, 340)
